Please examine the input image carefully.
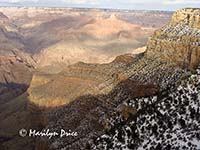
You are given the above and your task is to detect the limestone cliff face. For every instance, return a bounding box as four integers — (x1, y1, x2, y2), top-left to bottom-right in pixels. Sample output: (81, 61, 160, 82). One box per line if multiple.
(171, 8, 200, 28)
(146, 8, 200, 69)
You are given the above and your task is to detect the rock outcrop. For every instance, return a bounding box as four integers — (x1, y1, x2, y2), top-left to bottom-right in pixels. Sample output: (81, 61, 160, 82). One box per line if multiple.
(0, 49, 36, 104)
(2, 8, 200, 150)
(27, 55, 138, 108)
(42, 8, 200, 150)
(0, 12, 8, 23)
(146, 8, 200, 69)
(171, 8, 200, 28)
(92, 66, 200, 150)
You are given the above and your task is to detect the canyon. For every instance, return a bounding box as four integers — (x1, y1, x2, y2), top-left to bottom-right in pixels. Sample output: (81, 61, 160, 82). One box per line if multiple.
(0, 7, 200, 150)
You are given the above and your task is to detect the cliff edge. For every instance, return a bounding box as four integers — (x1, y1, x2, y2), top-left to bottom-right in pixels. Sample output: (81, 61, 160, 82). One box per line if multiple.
(146, 8, 200, 69)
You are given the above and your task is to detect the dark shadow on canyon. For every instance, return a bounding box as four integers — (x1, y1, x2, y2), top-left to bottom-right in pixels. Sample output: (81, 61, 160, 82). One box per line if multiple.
(0, 79, 159, 150)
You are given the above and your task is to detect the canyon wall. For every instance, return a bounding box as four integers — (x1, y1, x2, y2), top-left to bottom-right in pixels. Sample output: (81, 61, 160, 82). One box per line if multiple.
(146, 8, 200, 69)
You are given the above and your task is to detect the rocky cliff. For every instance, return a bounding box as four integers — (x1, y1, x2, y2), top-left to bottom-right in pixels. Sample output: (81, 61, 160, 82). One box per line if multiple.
(171, 8, 200, 28)
(1, 8, 200, 150)
(42, 8, 200, 150)
(146, 8, 200, 69)
(28, 54, 141, 108)
(0, 49, 36, 104)
(92, 65, 200, 150)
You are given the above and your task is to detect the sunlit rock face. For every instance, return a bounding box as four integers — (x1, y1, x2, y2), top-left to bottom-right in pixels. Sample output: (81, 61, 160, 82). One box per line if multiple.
(27, 55, 138, 108)
(0, 7, 175, 150)
(171, 8, 200, 28)
(146, 8, 200, 70)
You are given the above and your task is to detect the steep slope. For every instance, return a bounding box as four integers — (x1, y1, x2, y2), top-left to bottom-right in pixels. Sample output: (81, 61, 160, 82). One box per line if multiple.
(146, 8, 200, 69)
(0, 12, 9, 23)
(0, 8, 173, 150)
(92, 66, 200, 150)
(46, 79, 159, 150)
(90, 8, 200, 150)
(0, 17, 37, 104)
(28, 53, 143, 108)
(40, 8, 200, 149)
(43, 56, 187, 149)
(0, 25, 24, 51)
(0, 49, 36, 104)
(0, 93, 34, 150)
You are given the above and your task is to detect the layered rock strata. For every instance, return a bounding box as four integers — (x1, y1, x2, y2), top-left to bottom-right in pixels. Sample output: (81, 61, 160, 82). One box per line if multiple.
(146, 8, 200, 69)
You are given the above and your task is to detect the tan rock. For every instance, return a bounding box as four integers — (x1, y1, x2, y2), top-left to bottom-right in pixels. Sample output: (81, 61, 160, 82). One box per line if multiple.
(146, 8, 200, 70)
